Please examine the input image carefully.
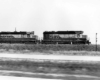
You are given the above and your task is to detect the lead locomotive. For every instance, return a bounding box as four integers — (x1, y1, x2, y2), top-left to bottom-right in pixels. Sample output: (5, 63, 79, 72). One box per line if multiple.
(42, 31, 90, 44)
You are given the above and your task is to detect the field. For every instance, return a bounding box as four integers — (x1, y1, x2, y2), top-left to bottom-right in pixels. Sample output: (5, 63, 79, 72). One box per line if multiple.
(0, 44, 99, 55)
(0, 44, 99, 51)
(0, 43, 100, 80)
(0, 58, 100, 80)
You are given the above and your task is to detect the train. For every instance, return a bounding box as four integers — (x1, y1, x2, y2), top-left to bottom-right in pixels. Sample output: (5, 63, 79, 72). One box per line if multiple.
(0, 30, 91, 44)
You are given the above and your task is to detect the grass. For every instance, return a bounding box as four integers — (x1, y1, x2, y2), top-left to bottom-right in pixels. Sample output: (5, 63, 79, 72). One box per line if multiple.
(0, 44, 99, 56)
(0, 59, 100, 78)
(0, 44, 100, 51)
(0, 43, 99, 79)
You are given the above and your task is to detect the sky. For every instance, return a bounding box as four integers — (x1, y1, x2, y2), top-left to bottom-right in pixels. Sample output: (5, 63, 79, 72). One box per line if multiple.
(0, 0, 100, 44)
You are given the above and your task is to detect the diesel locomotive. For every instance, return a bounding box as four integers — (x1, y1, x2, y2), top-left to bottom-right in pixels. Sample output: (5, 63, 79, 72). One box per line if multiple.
(42, 31, 90, 44)
(0, 31, 38, 43)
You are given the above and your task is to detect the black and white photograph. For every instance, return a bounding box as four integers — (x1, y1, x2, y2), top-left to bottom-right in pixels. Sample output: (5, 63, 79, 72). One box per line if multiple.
(0, 0, 100, 80)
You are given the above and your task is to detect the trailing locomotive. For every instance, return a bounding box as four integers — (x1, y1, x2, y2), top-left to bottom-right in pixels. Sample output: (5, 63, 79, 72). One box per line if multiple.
(42, 31, 90, 44)
(0, 31, 38, 44)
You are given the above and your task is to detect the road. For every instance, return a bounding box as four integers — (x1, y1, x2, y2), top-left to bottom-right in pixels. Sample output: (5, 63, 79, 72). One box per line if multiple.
(0, 75, 60, 80)
(0, 53, 100, 62)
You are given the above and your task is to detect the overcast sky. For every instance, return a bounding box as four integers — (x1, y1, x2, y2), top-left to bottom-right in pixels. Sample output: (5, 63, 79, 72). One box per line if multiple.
(0, 0, 100, 44)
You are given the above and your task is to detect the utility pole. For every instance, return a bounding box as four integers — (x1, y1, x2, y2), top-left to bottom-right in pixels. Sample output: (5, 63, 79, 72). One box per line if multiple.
(96, 33, 97, 51)
(15, 27, 17, 32)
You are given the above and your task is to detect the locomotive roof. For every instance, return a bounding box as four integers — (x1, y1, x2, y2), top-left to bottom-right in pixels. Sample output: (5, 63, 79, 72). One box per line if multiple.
(0, 31, 27, 34)
(44, 31, 83, 34)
